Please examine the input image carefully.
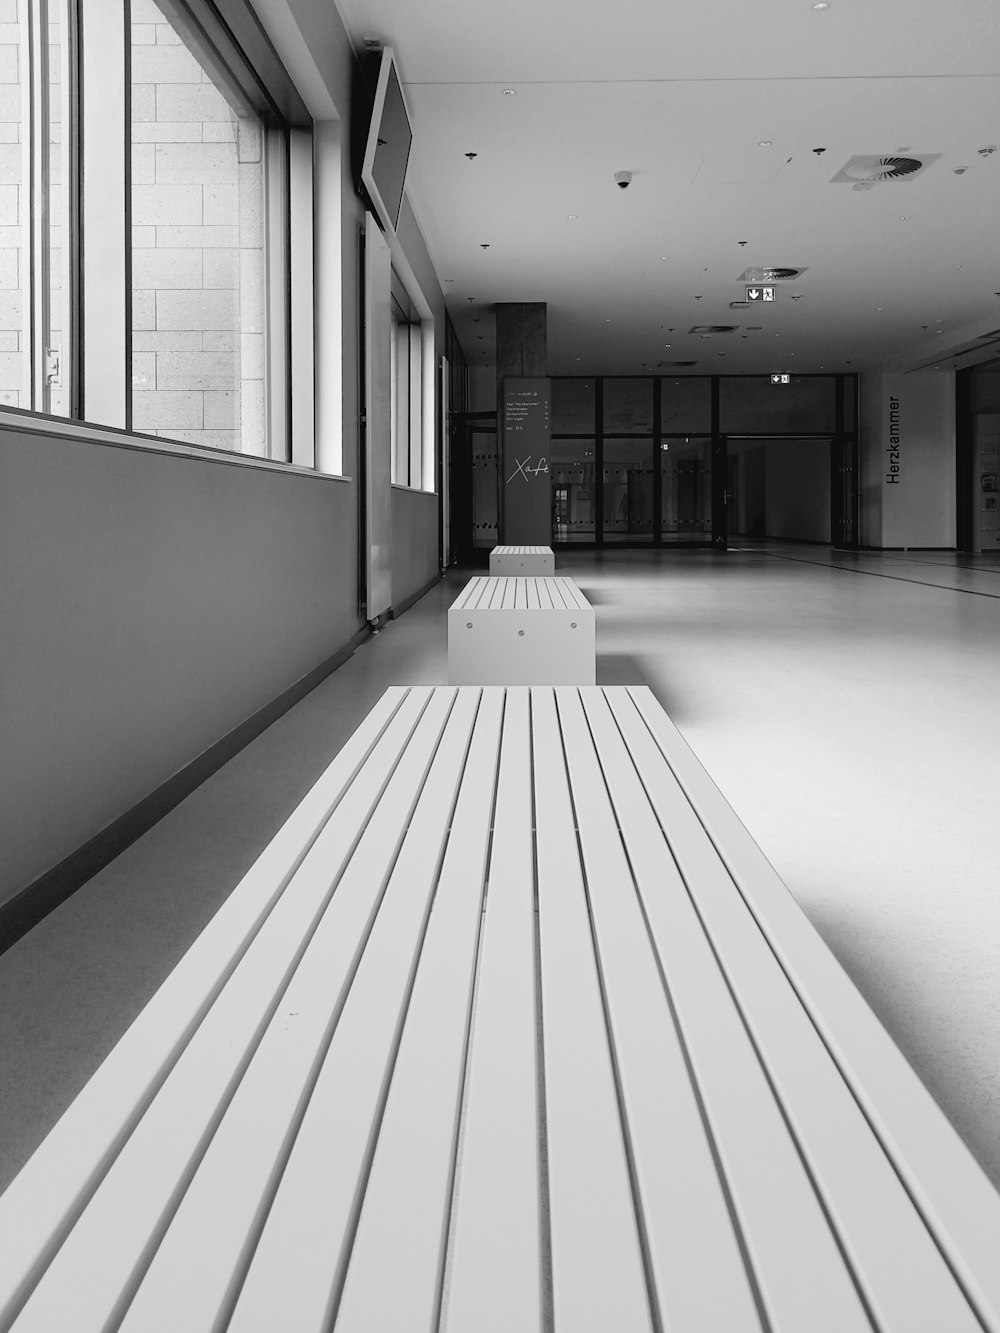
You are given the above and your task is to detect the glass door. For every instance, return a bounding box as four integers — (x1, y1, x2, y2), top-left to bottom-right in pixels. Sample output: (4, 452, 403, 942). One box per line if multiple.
(660, 436, 713, 542)
(603, 439, 654, 542)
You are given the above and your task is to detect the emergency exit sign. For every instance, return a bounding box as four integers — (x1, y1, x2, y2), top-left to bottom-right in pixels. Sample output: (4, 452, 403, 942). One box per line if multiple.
(771, 373, 790, 384)
(747, 285, 776, 302)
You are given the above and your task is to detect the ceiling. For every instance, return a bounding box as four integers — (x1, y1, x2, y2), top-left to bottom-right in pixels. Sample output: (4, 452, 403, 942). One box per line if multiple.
(334, 0, 1000, 378)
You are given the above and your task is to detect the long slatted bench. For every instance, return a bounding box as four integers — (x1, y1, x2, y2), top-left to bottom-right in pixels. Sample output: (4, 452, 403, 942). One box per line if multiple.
(448, 575, 595, 684)
(2, 684, 1000, 1333)
(488, 544, 555, 575)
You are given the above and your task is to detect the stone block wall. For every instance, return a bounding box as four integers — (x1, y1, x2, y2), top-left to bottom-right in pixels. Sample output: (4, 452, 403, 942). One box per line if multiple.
(0, 1, 24, 409)
(130, 0, 267, 455)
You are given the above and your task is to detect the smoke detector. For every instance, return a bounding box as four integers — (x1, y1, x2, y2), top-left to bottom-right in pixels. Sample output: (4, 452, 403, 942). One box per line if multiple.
(831, 154, 940, 183)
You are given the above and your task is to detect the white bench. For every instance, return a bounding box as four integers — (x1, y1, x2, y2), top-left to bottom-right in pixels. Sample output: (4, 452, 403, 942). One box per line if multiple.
(488, 544, 555, 575)
(2, 684, 1000, 1333)
(448, 575, 595, 685)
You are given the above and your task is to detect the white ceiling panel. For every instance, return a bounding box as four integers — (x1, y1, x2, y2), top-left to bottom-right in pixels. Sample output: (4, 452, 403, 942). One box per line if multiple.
(335, 0, 1000, 374)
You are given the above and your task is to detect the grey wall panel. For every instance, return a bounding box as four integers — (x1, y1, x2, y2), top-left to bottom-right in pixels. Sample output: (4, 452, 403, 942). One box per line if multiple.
(0, 432, 359, 907)
(391, 485, 439, 609)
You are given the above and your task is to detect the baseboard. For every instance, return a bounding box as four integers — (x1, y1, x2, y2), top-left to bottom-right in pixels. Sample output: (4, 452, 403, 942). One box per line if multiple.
(390, 571, 442, 619)
(0, 627, 370, 958)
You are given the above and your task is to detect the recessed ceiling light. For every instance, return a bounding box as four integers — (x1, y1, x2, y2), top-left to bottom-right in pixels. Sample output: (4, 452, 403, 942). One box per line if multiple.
(758, 140, 772, 147)
(567, 214, 578, 220)
(813, 2, 829, 9)
(501, 88, 516, 96)
(899, 216, 911, 221)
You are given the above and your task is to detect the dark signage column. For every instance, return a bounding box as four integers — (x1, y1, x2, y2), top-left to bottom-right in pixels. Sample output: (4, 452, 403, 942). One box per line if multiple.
(502, 377, 552, 545)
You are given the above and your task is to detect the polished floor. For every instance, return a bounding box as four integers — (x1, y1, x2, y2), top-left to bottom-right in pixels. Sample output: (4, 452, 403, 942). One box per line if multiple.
(2, 542, 1000, 1197)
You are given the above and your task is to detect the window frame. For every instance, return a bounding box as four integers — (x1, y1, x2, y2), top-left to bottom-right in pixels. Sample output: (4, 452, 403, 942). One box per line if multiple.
(1, 0, 318, 472)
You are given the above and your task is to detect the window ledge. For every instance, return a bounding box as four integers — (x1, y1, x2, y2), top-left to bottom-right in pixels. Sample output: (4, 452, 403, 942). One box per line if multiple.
(390, 482, 437, 495)
(0, 407, 351, 483)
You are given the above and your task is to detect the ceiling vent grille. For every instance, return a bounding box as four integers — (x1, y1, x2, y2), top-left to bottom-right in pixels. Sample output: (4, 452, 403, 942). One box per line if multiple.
(831, 154, 940, 183)
(739, 266, 807, 283)
(690, 325, 737, 335)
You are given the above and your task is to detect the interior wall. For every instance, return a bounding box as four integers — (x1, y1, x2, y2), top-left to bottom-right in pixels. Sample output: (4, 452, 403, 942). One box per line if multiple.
(966, 363, 1000, 414)
(861, 370, 956, 548)
(0, 431, 357, 907)
(859, 370, 885, 546)
(0, 0, 449, 911)
(391, 485, 440, 608)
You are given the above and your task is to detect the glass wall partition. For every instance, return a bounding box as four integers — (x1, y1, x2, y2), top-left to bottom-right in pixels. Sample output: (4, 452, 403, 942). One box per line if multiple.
(719, 374, 835, 434)
(544, 373, 856, 549)
(551, 437, 596, 542)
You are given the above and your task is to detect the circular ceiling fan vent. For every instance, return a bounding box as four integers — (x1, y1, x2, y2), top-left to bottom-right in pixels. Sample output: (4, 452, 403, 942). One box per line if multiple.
(844, 155, 923, 182)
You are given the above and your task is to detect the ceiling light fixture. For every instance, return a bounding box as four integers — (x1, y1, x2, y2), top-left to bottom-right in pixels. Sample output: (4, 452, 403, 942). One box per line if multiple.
(813, 2, 829, 9)
(758, 140, 772, 147)
(567, 214, 578, 220)
(501, 88, 516, 96)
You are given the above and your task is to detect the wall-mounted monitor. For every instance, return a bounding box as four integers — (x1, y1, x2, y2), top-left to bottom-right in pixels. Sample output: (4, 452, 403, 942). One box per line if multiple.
(361, 48, 413, 236)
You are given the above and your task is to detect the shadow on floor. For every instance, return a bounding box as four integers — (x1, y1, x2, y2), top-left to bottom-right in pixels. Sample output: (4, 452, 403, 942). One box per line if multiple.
(596, 652, 656, 689)
(574, 586, 615, 605)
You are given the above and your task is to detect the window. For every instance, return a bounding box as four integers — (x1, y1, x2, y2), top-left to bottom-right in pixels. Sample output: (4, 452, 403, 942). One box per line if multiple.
(390, 291, 420, 484)
(389, 267, 434, 489)
(1, 0, 314, 466)
(129, 0, 283, 458)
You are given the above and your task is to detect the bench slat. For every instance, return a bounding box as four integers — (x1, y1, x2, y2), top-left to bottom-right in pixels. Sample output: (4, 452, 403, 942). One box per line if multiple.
(625, 686, 1000, 1331)
(333, 690, 505, 1332)
(563, 687, 763, 1329)
(443, 687, 544, 1332)
(15, 687, 451, 1333)
(609, 691, 983, 1331)
(578, 691, 871, 1330)
(215, 690, 482, 1333)
(531, 689, 653, 1330)
(0, 685, 428, 1332)
(117, 689, 473, 1332)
